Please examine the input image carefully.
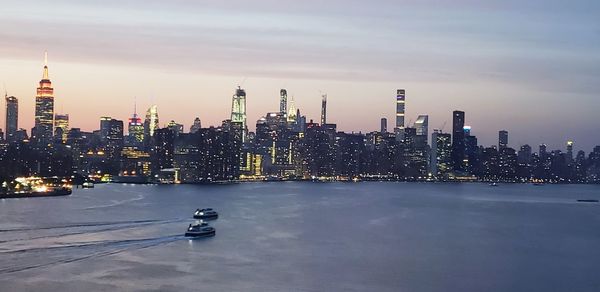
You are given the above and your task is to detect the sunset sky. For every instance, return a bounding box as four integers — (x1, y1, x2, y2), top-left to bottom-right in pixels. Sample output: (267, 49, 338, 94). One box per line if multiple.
(0, 0, 599, 151)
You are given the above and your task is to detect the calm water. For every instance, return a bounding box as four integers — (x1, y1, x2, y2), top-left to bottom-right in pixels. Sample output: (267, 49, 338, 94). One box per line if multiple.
(1, 182, 599, 291)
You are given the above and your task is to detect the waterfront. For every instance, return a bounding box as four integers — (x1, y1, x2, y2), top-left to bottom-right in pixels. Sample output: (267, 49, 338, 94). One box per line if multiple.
(1, 182, 599, 291)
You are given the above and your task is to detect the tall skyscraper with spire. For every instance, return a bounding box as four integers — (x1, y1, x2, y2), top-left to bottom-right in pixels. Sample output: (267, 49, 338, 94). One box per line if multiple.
(5, 93, 18, 142)
(320, 94, 327, 125)
(128, 102, 144, 146)
(231, 86, 247, 142)
(34, 52, 55, 143)
(280, 89, 287, 116)
(287, 95, 297, 123)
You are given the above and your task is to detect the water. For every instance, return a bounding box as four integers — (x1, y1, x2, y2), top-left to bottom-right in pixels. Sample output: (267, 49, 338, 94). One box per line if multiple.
(1, 182, 599, 291)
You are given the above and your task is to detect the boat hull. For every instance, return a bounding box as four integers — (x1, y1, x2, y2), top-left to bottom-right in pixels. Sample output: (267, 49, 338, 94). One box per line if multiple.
(193, 214, 219, 220)
(0, 188, 72, 199)
(185, 230, 216, 237)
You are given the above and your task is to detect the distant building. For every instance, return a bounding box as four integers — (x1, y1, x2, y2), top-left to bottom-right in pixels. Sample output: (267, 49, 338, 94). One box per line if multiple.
(414, 115, 428, 145)
(287, 96, 297, 123)
(280, 89, 287, 116)
(395, 89, 405, 140)
(320, 94, 327, 125)
(144, 105, 159, 144)
(167, 120, 184, 136)
(54, 113, 69, 143)
(127, 107, 144, 147)
(190, 117, 202, 133)
(451, 110, 466, 173)
(499, 130, 508, 149)
(5, 94, 18, 142)
(381, 118, 387, 133)
(431, 130, 452, 177)
(231, 87, 247, 142)
(34, 52, 55, 143)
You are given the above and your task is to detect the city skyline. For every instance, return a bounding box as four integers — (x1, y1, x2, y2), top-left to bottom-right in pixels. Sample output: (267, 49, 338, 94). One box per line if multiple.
(1, 1, 599, 151)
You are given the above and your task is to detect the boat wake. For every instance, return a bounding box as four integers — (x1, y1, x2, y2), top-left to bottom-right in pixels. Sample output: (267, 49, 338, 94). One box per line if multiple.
(0, 234, 183, 275)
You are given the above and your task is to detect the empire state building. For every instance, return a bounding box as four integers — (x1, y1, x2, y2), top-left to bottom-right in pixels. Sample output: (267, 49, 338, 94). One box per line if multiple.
(34, 52, 55, 143)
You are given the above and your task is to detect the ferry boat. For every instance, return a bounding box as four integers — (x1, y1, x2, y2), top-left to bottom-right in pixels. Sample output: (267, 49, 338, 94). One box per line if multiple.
(193, 208, 219, 220)
(185, 222, 215, 237)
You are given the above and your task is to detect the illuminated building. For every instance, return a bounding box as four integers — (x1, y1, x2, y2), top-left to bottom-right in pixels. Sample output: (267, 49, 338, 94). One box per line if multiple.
(414, 115, 428, 148)
(127, 105, 144, 146)
(499, 130, 508, 149)
(231, 86, 247, 142)
(566, 141, 574, 163)
(451, 110, 466, 173)
(280, 89, 287, 116)
(5, 94, 18, 142)
(190, 117, 202, 133)
(395, 89, 405, 140)
(34, 52, 55, 143)
(100, 117, 124, 164)
(54, 114, 69, 143)
(431, 130, 452, 177)
(167, 120, 184, 136)
(320, 94, 327, 125)
(287, 95, 297, 123)
(144, 105, 159, 142)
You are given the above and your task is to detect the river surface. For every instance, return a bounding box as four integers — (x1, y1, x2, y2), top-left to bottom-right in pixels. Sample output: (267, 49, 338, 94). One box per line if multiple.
(0, 182, 599, 291)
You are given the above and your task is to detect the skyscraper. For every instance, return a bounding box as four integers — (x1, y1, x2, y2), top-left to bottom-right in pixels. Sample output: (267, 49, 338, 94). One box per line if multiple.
(34, 52, 55, 143)
(5, 94, 18, 142)
(128, 104, 144, 146)
(280, 89, 287, 116)
(190, 117, 202, 133)
(499, 130, 508, 149)
(380, 118, 387, 133)
(431, 130, 452, 177)
(54, 113, 69, 143)
(395, 89, 406, 140)
(287, 95, 297, 123)
(414, 115, 429, 142)
(320, 94, 327, 125)
(451, 110, 466, 174)
(144, 105, 159, 141)
(566, 141, 574, 163)
(231, 86, 247, 142)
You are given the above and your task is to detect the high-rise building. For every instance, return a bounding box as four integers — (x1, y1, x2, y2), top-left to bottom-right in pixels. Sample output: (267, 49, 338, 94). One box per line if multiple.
(231, 86, 247, 142)
(566, 140, 574, 164)
(287, 95, 297, 123)
(167, 120, 184, 136)
(499, 130, 508, 149)
(144, 105, 159, 141)
(320, 94, 327, 125)
(54, 113, 69, 143)
(380, 118, 387, 133)
(414, 115, 428, 143)
(451, 110, 466, 173)
(128, 105, 144, 146)
(395, 89, 405, 140)
(190, 117, 202, 133)
(5, 94, 18, 142)
(431, 130, 452, 177)
(539, 144, 547, 159)
(280, 89, 287, 116)
(34, 52, 55, 143)
(100, 117, 124, 160)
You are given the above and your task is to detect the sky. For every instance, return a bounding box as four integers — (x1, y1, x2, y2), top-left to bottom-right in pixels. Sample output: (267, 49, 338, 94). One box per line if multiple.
(0, 0, 599, 151)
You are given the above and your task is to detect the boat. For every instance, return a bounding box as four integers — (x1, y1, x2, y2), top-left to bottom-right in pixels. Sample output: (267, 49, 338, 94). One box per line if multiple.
(577, 199, 599, 203)
(489, 182, 498, 187)
(82, 182, 95, 188)
(185, 222, 215, 237)
(0, 187, 72, 199)
(193, 208, 219, 220)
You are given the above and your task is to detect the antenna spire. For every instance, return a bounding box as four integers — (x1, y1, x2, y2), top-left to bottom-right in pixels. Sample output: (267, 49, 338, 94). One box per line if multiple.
(42, 51, 49, 79)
